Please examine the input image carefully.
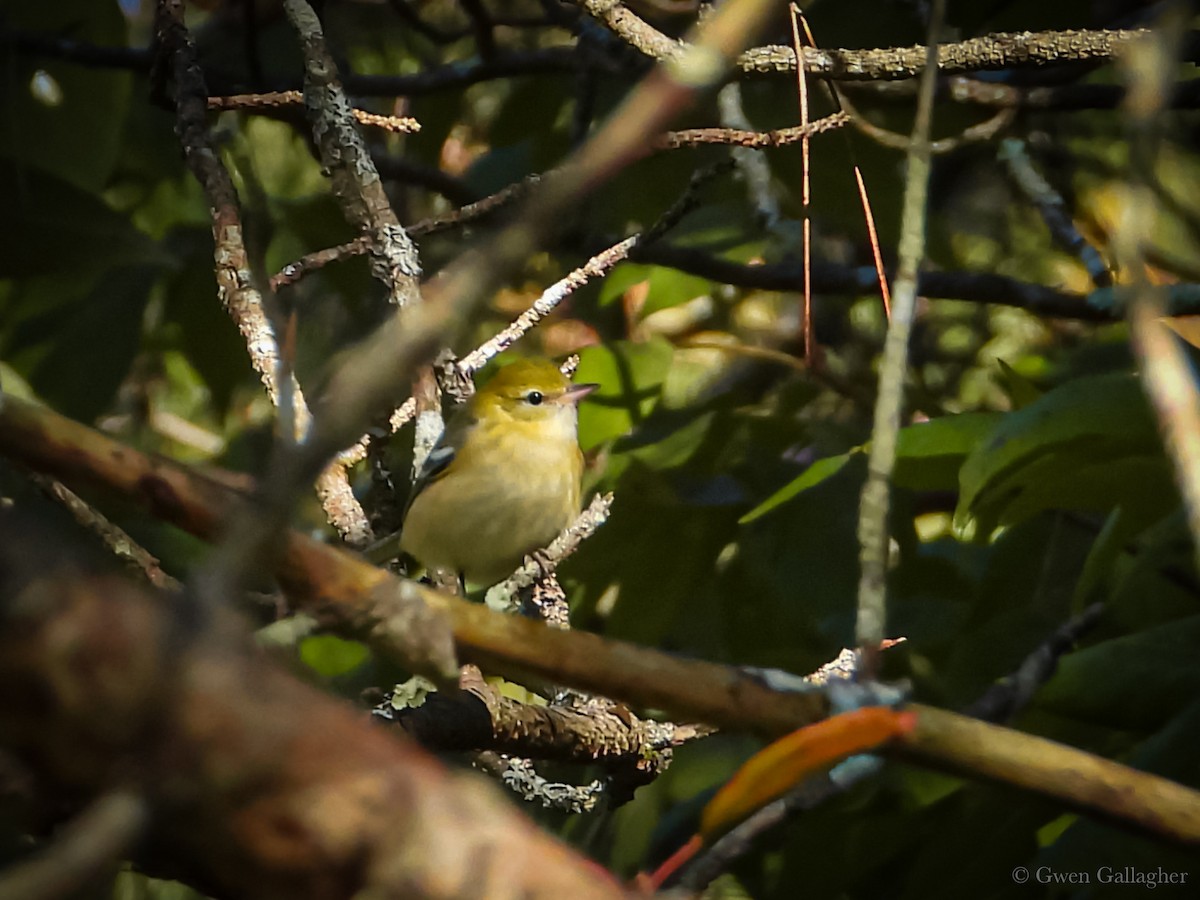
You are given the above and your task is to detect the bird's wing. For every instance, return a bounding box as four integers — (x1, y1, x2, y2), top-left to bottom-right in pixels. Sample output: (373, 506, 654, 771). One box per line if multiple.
(402, 409, 475, 518)
(361, 409, 476, 566)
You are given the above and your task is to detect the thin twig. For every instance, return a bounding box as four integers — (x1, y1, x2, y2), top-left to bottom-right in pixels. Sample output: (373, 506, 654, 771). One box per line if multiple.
(30, 474, 180, 591)
(965, 603, 1105, 723)
(270, 176, 541, 291)
(855, 0, 946, 675)
(486, 493, 615, 615)
(838, 84, 1017, 154)
(457, 242, 641, 373)
(999, 138, 1112, 288)
(208, 91, 420, 133)
(658, 113, 849, 148)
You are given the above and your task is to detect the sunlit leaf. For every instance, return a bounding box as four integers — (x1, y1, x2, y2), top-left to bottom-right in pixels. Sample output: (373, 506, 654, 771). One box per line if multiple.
(575, 338, 674, 450)
(740, 452, 853, 524)
(300, 634, 370, 678)
(954, 374, 1174, 540)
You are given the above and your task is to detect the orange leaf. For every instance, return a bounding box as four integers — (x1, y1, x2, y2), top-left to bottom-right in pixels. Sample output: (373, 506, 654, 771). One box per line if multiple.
(699, 707, 917, 838)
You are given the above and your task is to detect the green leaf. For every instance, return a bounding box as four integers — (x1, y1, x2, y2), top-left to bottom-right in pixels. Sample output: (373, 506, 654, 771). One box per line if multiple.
(741, 411, 999, 524)
(1035, 613, 1200, 730)
(893, 412, 1003, 491)
(740, 452, 853, 524)
(993, 359, 1042, 409)
(954, 374, 1174, 540)
(575, 338, 674, 450)
(299, 634, 370, 678)
(598, 264, 713, 315)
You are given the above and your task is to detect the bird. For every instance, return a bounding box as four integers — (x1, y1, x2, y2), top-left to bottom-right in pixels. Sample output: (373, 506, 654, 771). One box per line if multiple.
(365, 358, 597, 588)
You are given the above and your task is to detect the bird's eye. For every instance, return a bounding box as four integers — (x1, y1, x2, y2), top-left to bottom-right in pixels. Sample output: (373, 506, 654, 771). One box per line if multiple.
(526, 390, 544, 406)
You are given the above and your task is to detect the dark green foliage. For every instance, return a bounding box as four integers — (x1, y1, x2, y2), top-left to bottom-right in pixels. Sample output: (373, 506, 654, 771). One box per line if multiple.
(3, 1, 1199, 897)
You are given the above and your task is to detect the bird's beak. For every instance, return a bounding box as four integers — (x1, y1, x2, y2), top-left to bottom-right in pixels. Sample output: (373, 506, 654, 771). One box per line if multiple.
(557, 383, 599, 406)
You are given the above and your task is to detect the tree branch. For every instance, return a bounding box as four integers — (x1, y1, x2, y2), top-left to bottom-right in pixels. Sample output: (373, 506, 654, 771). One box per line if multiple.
(283, 0, 423, 308)
(0, 517, 628, 900)
(855, 0, 944, 672)
(4, 395, 1200, 847)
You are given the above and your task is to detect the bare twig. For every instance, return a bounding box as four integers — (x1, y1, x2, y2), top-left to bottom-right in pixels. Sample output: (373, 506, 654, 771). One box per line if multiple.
(965, 603, 1105, 723)
(838, 85, 1017, 153)
(748, 30, 1161, 81)
(579, 5, 1163, 79)
(855, 0, 945, 674)
(486, 493, 615, 615)
(153, 0, 310, 438)
(458, 243, 640, 373)
(1000, 138, 1112, 288)
(30, 474, 180, 591)
(658, 113, 849, 148)
(270, 177, 541, 291)
(208, 90, 420, 132)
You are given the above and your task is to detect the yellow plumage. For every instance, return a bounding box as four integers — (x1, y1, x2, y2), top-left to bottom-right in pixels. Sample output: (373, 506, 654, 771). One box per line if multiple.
(366, 359, 595, 587)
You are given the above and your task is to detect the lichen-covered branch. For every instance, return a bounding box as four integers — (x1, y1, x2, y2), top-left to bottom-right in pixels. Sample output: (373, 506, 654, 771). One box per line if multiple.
(580, 6, 1160, 81)
(282, 0, 423, 307)
(153, 0, 309, 436)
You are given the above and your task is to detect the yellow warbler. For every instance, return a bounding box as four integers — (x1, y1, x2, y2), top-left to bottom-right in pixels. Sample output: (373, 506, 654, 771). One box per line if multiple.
(366, 358, 596, 586)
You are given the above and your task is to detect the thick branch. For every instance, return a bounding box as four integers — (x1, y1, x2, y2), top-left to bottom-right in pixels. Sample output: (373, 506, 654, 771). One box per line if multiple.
(4, 395, 1200, 847)
(0, 519, 627, 900)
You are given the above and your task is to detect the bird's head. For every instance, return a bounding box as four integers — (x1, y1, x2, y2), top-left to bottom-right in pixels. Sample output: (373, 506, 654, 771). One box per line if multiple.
(471, 358, 597, 426)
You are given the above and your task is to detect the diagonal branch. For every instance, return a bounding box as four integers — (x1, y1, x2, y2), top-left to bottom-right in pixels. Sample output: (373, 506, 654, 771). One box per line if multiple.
(4, 394, 1200, 847)
(282, 0, 423, 308)
(855, 0, 944, 673)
